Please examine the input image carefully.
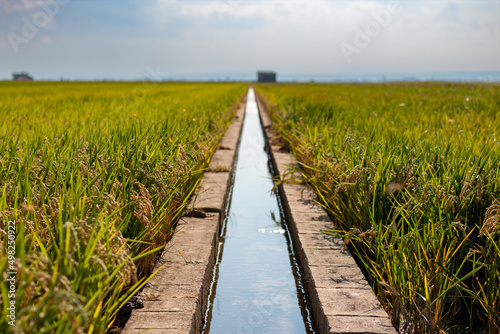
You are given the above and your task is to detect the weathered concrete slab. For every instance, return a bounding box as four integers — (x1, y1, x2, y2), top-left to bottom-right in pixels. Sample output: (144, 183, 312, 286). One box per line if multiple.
(168, 218, 218, 244)
(122, 214, 219, 334)
(140, 299, 196, 314)
(207, 104, 244, 172)
(326, 315, 397, 334)
(255, 92, 396, 334)
(318, 287, 389, 317)
(123, 98, 246, 334)
(305, 247, 359, 267)
(123, 328, 187, 334)
(309, 265, 369, 289)
(298, 232, 345, 250)
(125, 311, 193, 333)
(291, 210, 331, 224)
(207, 150, 234, 171)
(218, 102, 245, 151)
(187, 172, 230, 214)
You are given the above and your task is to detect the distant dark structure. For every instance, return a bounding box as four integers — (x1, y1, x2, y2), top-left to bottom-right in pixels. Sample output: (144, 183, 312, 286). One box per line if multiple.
(12, 72, 33, 81)
(257, 71, 276, 83)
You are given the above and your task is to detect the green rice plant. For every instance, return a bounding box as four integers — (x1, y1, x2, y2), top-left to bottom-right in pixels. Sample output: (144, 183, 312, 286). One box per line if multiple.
(473, 202, 500, 333)
(256, 82, 500, 333)
(0, 82, 247, 333)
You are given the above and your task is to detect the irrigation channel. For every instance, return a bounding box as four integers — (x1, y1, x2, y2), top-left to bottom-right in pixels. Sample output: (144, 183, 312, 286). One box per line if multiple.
(201, 88, 315, 334)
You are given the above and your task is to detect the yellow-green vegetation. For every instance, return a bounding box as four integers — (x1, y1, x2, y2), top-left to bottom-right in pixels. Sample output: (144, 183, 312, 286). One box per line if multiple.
(0, 81, 247, 333)
(256, 83, 500, 333)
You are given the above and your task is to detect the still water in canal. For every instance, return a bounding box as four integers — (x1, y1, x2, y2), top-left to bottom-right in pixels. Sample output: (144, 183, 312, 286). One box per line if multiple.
(202, 88, 314, 334)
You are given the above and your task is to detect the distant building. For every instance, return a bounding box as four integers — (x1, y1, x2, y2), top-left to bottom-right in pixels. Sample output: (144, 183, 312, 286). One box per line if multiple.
(12, 72, 33, 81)
(257, 71, 276, 83)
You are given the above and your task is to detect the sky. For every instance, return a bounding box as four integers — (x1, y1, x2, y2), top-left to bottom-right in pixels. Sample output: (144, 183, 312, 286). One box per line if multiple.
(0, 0, 499, 81)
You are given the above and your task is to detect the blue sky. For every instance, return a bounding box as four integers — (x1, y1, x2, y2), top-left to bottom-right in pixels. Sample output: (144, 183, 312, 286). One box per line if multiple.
(0, 0, 499, 80)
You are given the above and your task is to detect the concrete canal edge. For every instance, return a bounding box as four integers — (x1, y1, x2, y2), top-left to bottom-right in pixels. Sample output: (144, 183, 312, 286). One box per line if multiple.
(255, 92, 397, 334)
(122, 98, 246, 334)
(124, 88, 397, 334)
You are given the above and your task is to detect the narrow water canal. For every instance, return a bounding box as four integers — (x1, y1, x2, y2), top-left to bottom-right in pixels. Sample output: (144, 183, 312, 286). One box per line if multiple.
(202, 88, 314, 334)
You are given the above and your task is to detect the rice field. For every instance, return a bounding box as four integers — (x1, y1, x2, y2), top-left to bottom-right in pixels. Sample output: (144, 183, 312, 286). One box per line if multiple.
(0, 81, 247, 333)
(255, 82, 500, 333)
